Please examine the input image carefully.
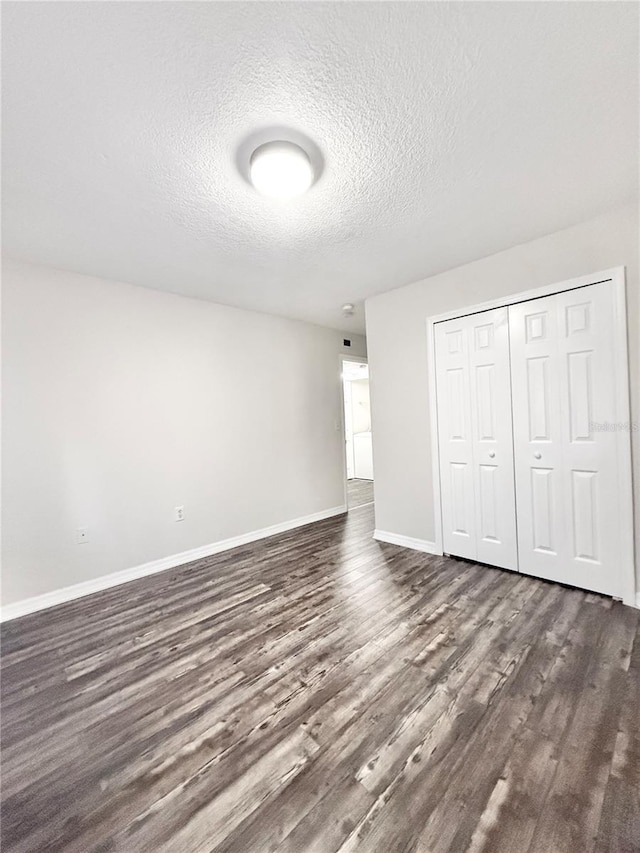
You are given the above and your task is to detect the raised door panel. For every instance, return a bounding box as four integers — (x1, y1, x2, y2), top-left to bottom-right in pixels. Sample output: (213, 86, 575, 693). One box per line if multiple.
(530, 467, 556, 555)
(450, 462, 473, 538)
(475, 365, 496, 441)
(446, 368, 467, 441)
(526, 356, 552, 442)
(478, 464, 499, 542)
(571, 470, 598, 562)
(567, 350, 593, 442)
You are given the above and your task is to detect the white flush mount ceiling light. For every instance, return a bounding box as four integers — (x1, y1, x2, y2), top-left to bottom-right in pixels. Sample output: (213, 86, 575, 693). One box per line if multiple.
(249, 141, 314, 199)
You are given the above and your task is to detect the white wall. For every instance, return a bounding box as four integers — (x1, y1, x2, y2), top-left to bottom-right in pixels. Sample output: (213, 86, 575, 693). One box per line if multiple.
(1, 259, 366, 608)
(366, 203, 639, 586)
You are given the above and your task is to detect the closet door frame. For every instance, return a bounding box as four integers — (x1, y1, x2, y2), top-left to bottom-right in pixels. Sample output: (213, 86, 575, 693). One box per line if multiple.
(426, 266, 635, 607)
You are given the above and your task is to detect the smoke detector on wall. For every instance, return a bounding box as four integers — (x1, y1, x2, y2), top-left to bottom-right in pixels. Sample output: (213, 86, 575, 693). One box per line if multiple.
(342, 303, 355, 317)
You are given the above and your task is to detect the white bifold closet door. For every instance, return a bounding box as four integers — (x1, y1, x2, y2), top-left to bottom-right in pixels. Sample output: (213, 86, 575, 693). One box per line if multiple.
(435, 280, 627, 600)
(509, 282, 622, 597)
(434, 307, 518, 570)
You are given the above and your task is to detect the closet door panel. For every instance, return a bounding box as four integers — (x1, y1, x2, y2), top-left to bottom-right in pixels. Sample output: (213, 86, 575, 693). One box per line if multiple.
(435, 319, 476, 560)
(509, 297, 566, 577)
(509, 283, 623, 597)
(555, 283, 620, 595)
(435, 309, 517, 569)
(468, 309, 518, 569)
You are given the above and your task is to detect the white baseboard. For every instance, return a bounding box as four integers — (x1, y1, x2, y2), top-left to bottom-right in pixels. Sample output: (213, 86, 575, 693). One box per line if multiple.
(0, 504, 347, 623)
(373, 529, 441, 556)
(635, 592, 640, 610)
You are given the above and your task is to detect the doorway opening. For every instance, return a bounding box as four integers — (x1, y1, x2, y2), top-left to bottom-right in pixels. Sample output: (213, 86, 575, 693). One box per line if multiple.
(341, 358, 374, 510)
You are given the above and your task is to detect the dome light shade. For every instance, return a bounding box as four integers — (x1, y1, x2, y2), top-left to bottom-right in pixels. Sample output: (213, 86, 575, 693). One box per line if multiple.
(249, 141, 314, 199)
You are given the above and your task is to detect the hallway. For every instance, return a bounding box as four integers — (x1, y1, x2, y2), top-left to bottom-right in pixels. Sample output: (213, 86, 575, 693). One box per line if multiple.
(347, 478, 374, 509)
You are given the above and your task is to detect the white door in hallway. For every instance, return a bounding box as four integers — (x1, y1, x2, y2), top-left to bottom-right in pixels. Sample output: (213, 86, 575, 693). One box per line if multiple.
(353, 432, 374, 479)
(509, 282, 623, 597)
(435, 307, 518, 570)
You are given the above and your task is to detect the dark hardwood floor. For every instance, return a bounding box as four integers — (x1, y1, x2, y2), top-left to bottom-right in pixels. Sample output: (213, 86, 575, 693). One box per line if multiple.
(347, 478, 374, 509)
(1, 504, 639, 852)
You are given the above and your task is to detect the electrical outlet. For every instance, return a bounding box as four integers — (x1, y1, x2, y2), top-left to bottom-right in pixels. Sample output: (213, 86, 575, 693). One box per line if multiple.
(174, 506, 185, 522)
(75, 527, 89, 544)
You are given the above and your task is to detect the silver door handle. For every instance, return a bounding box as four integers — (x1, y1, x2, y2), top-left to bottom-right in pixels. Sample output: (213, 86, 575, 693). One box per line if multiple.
(488, 451, 495, 458)
(534, 452, 542, 459)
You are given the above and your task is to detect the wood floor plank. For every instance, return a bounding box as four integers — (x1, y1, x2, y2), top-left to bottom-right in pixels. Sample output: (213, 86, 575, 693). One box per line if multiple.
(347, 479, 374, 508)
(1, 505, 638, 853)
(590, 611, 640, 853)
(526, 603, 639, 853)
(465, 727, 558, 853)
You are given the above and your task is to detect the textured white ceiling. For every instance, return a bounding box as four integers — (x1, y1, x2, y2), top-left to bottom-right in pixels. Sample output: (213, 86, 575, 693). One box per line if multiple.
(2, 2, 638, 333)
